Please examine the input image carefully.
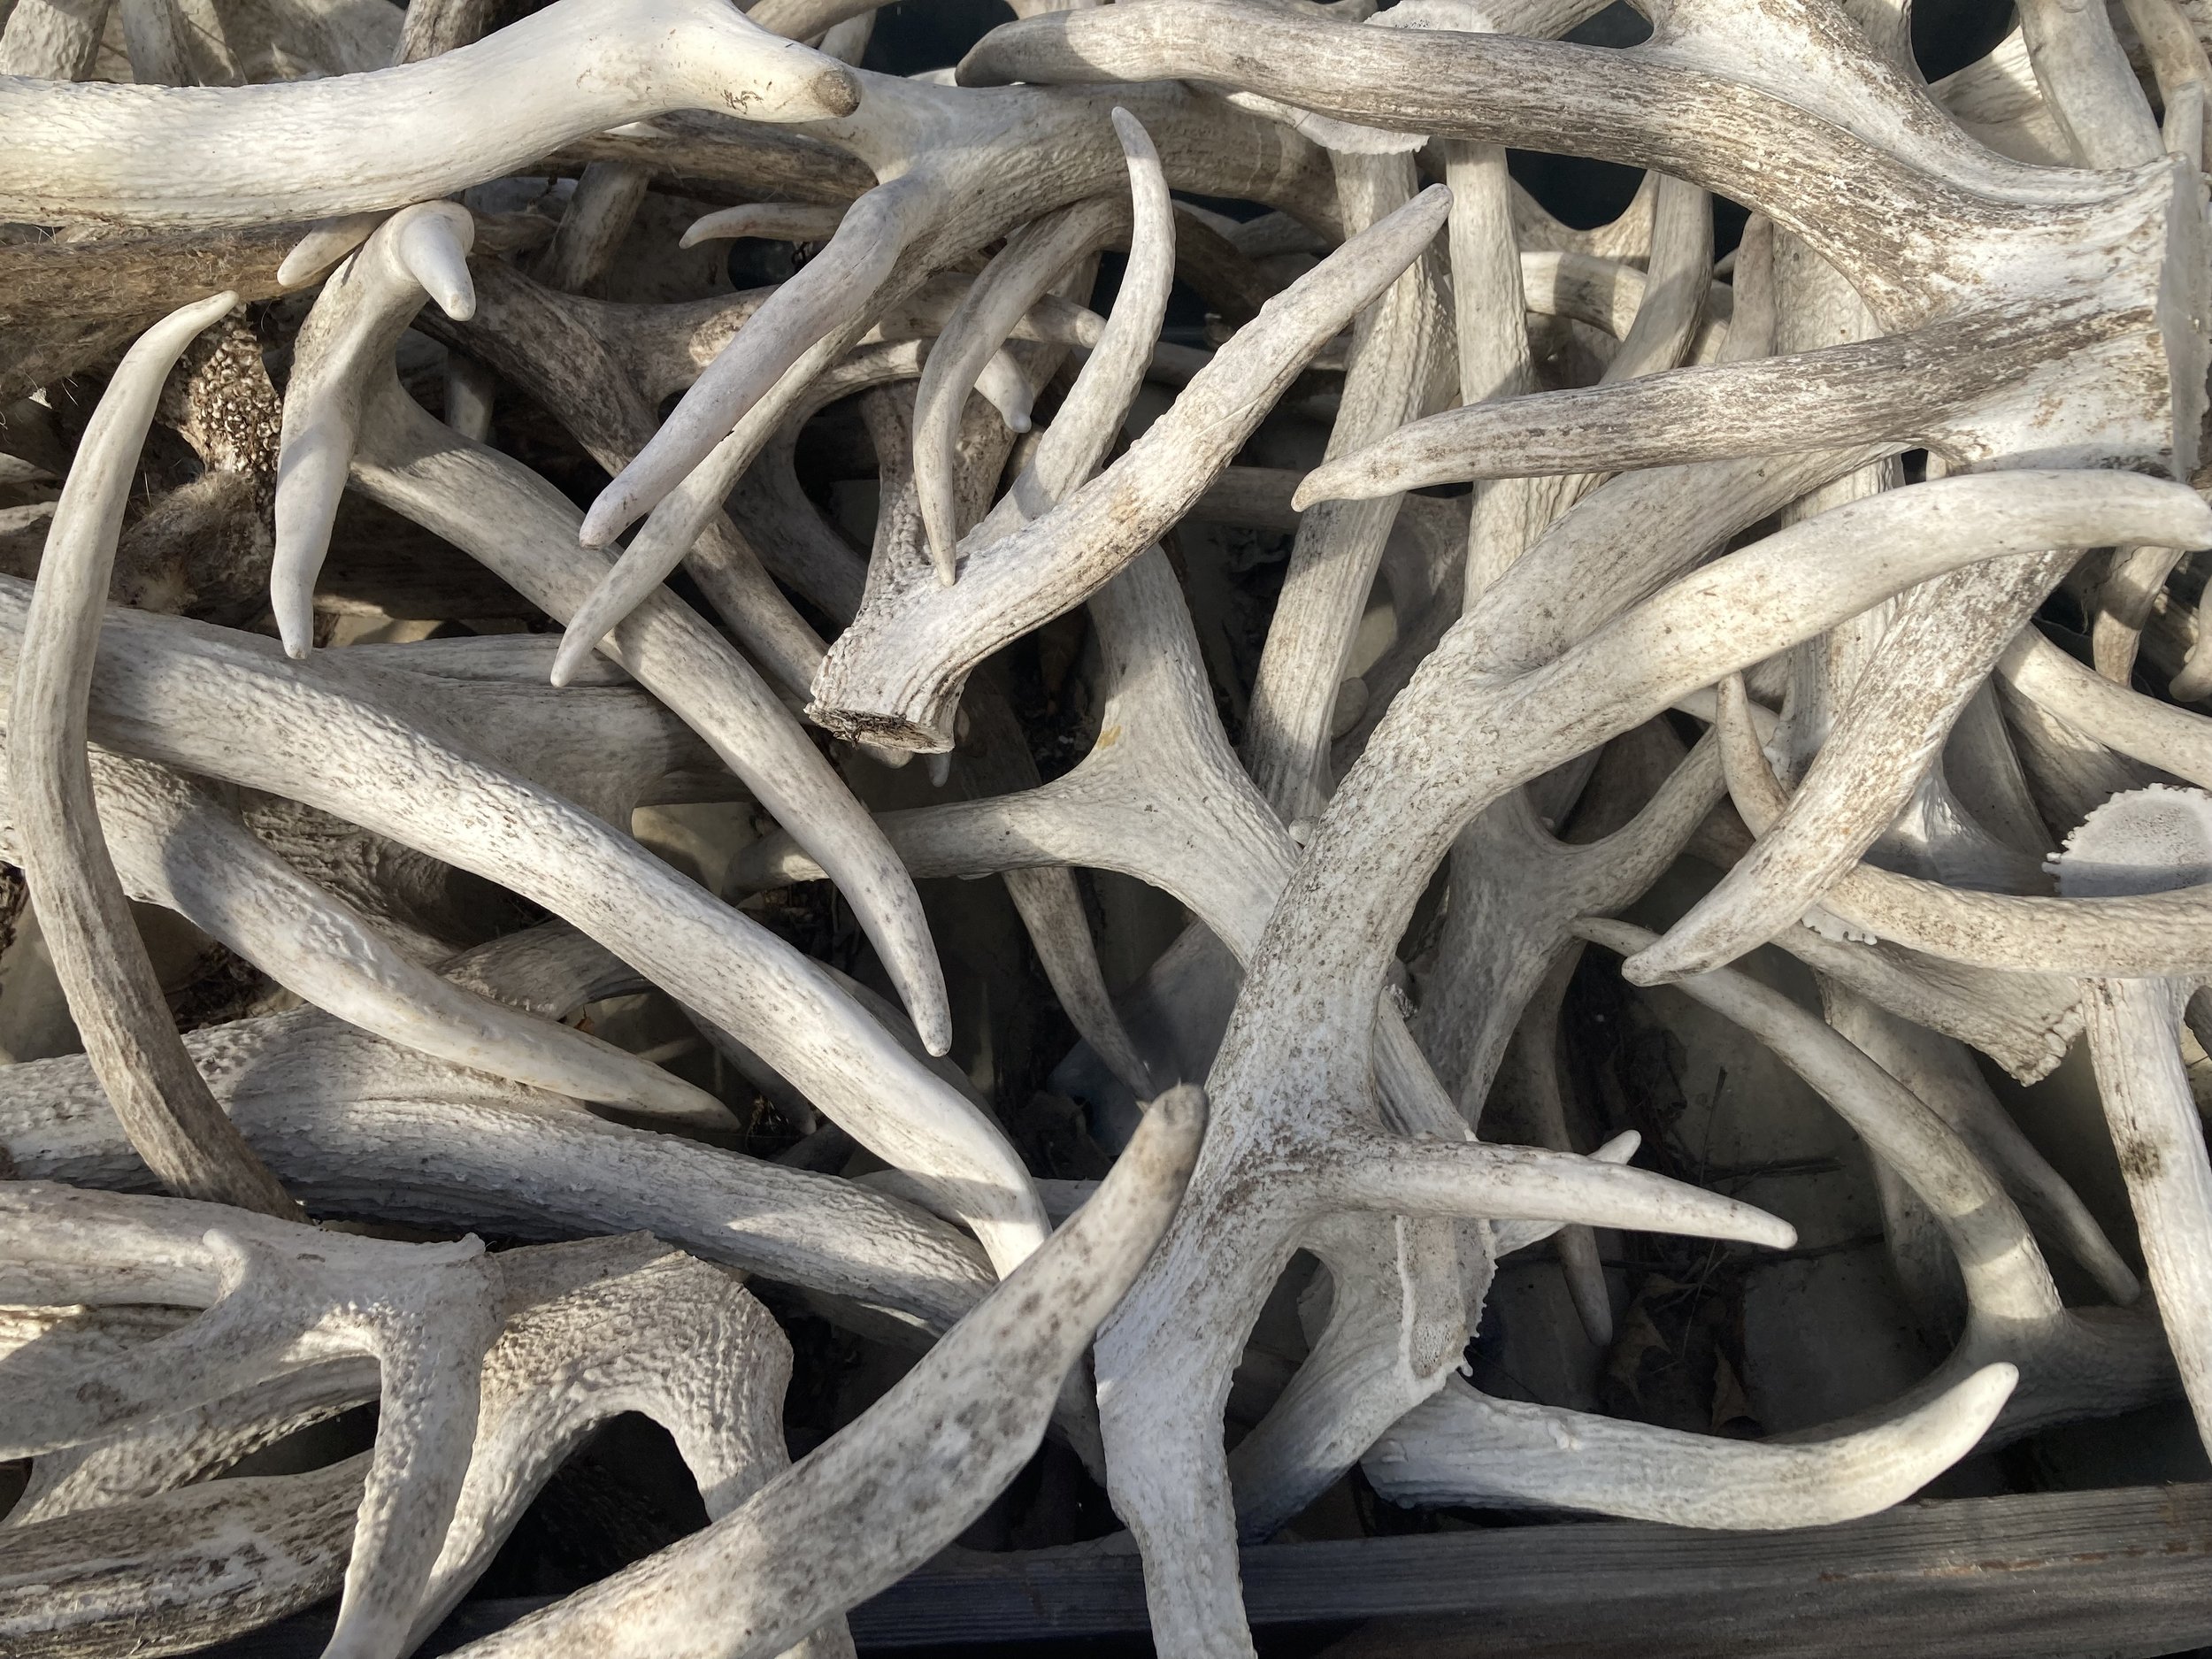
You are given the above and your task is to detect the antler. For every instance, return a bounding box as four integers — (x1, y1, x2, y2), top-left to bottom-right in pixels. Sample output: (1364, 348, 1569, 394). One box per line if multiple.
(16, 0, 2212, 1646)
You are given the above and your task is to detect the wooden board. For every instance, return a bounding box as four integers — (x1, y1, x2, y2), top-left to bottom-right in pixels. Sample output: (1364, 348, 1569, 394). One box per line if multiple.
(201, 1482, 2212, 1657)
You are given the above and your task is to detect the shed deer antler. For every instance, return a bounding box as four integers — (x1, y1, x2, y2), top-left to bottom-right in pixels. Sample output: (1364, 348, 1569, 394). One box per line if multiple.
(16, 0, 2212, 1645)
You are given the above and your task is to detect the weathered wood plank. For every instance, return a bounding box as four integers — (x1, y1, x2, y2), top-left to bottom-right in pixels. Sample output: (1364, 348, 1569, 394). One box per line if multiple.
(200, 1482, 2212, 1657)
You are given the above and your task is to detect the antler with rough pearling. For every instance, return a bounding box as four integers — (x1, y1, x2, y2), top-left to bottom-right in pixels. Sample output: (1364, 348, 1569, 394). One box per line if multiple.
(0, 733, 732, 1129)
(1, 1181, 503, 1659)
(806, 185, 1452, 752)
(0, 0, 859, 231)
(1714, 662, 2212, 976)
(1624, 549, 2079, 985)
(269, 203, 481, 661)
(539, 102, 1167, 688)
(1575, 920, 2172, 1437)
(741, 513, 1832, 1573)
(1086, 464, 2208, 1652)
(0, 929, 1002, 1332)
(741, 544, 1457, 1125)
(849, 382, 1151, 1093)
(0, 1192, 815, 1659)
(972, 0, 2203, 487)
(0, 569, 1050, 1274)
(262, 203, 955, 1059)
(12, 290, 298, 1218)
(23, 0, 2212, 1642)
(2054, 787, 2212, 1456)
(548, 97, 1157, 703)
(439, 1084, 1206, 1659)
(572, 73, 1334, 554)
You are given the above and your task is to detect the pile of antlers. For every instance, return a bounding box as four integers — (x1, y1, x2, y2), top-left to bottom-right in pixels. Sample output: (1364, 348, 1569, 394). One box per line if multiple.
(7, 0, 2212, 1647)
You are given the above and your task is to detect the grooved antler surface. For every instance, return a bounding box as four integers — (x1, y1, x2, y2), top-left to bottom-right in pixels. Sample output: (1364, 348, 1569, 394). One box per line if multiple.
(7, 0, 2212, 1648)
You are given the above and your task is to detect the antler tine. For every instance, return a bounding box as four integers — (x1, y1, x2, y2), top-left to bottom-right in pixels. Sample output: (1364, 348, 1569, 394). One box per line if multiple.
(19, 0, 2212, 1641)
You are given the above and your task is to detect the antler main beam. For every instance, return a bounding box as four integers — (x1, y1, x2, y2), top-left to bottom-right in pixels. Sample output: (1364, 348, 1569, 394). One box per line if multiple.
(11, 0, 2212, 1647)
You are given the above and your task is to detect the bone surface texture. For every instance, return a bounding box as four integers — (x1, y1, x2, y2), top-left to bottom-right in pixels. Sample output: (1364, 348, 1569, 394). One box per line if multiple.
(4, 0, 2212, 1649)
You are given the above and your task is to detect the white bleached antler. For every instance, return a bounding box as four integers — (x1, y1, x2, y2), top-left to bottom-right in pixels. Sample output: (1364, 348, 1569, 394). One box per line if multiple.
(20, 0, 2212, 1645)
(0, 0, 859, 230)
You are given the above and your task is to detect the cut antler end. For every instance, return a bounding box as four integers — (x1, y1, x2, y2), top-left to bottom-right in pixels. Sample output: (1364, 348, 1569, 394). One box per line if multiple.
(804, 699, 958, 755)
(807, 64, 863, 119)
